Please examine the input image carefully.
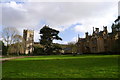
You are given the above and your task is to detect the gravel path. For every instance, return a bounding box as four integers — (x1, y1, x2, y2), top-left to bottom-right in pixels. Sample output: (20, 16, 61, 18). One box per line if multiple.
(0, 56, 36, 61)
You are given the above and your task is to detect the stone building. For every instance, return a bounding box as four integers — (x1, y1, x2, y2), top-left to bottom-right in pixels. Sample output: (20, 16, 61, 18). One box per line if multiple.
(77, 16, 120, 53)
(23, 29, 34, 54)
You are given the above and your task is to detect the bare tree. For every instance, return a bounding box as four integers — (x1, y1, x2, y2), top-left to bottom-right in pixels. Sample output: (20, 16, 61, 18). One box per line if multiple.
(13, 34, 25, 55)
(7, 34, 25, 55)
(2, 27, 19, 55)
(2, 27, 19, 46)
(13, 35, 23, 43)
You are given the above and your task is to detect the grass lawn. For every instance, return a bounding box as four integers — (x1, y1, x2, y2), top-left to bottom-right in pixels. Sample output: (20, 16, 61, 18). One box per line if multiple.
(2, 55, 119, 78)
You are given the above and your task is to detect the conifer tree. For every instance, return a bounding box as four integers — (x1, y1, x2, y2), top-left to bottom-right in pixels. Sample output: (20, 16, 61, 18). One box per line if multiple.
(39, 25, 62, 54)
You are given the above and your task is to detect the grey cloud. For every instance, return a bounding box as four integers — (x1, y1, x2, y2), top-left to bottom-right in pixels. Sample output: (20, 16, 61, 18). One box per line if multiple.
(0, 1, 118, 42)
(1, 2, 118, 29)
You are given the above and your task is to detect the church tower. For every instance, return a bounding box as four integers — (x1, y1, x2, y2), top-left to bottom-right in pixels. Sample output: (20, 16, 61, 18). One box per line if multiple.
(23, 29, 34, 54)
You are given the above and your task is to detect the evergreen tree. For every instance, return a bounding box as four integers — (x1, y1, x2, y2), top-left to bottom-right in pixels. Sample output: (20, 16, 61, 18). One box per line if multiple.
(39, 25, 62, 54)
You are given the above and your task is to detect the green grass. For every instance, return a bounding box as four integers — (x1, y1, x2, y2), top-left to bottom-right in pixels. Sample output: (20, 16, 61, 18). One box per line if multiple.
(2, 55, 119, 78)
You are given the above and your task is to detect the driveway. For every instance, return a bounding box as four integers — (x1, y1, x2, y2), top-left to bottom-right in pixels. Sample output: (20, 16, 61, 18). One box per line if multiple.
(0, 56, 36, 61)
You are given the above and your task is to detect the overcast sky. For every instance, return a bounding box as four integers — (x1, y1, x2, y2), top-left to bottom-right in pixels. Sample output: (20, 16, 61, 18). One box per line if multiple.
(0, 0, 119, 44)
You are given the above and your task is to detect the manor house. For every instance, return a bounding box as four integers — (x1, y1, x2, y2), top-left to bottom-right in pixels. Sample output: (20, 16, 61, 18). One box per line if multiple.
(77, 16, 120, 53)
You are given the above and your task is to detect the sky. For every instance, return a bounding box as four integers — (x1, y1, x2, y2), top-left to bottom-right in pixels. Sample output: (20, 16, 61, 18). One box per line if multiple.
(0, 0, 119, 44)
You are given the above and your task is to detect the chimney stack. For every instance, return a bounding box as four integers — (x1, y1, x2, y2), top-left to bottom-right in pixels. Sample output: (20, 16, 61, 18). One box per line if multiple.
(85, 32, 88, 38)
(103, 26, 108, 34)
(95, 28, 99, 33)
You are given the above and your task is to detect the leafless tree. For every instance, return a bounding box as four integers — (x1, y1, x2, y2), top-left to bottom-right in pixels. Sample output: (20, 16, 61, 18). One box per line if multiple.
(7, 34, 25, 55)
(2, 27, 19, 46)
(12, 34, 25, 55)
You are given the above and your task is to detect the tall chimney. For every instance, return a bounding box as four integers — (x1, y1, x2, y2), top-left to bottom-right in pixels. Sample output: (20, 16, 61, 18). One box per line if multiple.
(93, 27, 94, 32)
(85, 32, 88, 38)
(95, 28, 99, 33)
(103, 26, 108, 34)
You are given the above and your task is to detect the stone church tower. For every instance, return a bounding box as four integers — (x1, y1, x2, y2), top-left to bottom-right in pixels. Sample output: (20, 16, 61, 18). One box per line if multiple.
(23, 29, 34, 54)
